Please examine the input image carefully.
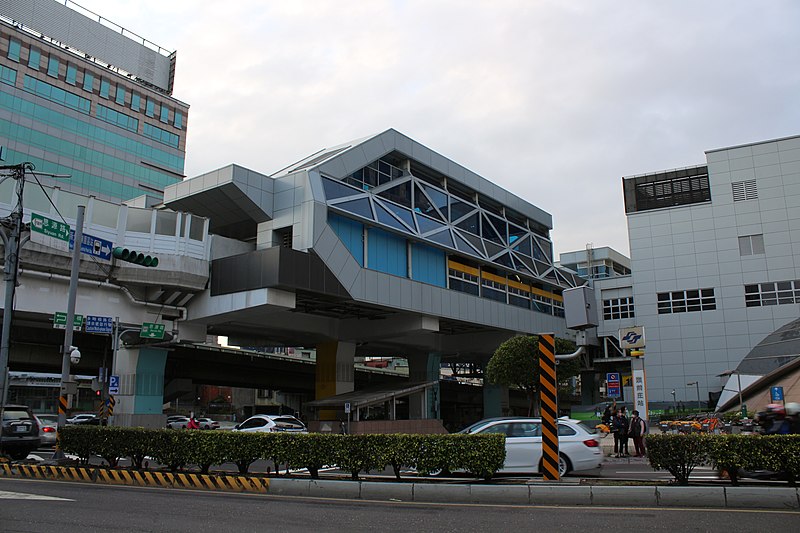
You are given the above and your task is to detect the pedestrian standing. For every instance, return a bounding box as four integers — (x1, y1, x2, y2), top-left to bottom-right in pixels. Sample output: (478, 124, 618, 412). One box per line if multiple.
(612, 409, 629, 457)
(629, 410, 647, 457)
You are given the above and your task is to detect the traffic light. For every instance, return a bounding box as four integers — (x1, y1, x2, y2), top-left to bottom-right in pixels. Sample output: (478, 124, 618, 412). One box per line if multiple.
(112, 247, 159, 267)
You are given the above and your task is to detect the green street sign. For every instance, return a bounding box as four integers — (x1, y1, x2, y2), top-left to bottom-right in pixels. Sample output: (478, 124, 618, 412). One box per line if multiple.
(140, 322, 165, 339)
(31, 213, 70, 242)
(53, 312, 83, 331)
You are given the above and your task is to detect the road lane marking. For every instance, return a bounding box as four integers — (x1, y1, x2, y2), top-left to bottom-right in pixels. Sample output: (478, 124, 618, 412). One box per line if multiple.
(0, 490, 73, 501)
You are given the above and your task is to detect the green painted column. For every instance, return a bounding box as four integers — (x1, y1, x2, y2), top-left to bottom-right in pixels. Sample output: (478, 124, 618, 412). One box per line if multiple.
(112, 346, 167, 428)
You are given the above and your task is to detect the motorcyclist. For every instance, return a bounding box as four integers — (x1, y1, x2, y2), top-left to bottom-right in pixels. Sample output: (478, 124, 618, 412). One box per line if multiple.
(785, 402, 800, 434)
(760, 403, 791, 435)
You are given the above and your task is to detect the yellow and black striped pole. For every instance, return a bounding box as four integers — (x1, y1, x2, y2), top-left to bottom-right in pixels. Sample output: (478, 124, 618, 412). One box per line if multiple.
(538, 333, 559, 481)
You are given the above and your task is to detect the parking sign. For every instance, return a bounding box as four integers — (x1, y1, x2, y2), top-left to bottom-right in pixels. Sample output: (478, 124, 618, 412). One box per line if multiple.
(109, 375, 120, 395)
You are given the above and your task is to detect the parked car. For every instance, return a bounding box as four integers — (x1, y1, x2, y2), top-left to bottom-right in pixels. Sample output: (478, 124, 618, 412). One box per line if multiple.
(458, 417, 603, 476)
(233, 415, 307, 433)
(34, 415, 57, 447)
(196, 417, 220, 430)
(67, 413, 97, 425)
(1, 404, 41, 460)
(166, 416, 190, 429)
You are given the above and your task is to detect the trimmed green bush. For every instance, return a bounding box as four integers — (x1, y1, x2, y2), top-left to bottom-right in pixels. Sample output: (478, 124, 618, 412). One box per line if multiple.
(57, 427, 506, 480)
(646, 433, 709, 485)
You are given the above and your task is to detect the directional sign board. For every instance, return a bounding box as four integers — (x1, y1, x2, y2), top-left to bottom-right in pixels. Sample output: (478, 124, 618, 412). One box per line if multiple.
(344, 402, 351, 414)
(53, 312, 83, 331)
(109, 375, 120, 395)
(69, 230, 112, 261)
(606, 372, 621, 398)
(771, 386, 784, 402)
(30, 213, 70, 251)
(140, 322, 165, 339)
(85, 315, 113, 334)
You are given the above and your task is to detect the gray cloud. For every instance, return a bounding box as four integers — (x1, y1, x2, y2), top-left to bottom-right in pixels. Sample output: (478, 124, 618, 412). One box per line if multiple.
(82, 0, 800, 258)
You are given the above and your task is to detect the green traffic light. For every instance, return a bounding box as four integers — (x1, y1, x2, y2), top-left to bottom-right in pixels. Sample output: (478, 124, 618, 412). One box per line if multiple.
(112, 247, 159, 267)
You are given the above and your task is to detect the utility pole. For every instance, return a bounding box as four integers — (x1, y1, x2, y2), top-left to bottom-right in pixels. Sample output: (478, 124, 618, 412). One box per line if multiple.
(57, 205, 85, 430)
(0, 162, 33, 423)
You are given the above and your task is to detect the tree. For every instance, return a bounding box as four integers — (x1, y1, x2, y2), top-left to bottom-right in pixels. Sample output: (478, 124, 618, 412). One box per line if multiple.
(485, 335, 582, 416)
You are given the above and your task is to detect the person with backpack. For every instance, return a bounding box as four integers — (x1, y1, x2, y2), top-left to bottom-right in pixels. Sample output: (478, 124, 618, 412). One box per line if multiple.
(629, 410, 647, 457)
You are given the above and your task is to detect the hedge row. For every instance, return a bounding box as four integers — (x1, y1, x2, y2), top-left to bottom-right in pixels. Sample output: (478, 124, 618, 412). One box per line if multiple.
(645, 434, 800, 485)
(58, 427, 506, 480)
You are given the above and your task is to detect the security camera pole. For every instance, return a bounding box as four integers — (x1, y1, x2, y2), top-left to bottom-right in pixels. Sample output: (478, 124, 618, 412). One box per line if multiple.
(57, 205, 85, 430)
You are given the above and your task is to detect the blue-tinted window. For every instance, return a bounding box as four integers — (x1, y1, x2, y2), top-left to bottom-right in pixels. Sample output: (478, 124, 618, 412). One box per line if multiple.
(23, 75, 90, 114)
(174, 110, 182, 129)
(322, 176, 360, 200)
(159, 105, 169, 123)
(411, 243, 445, 287)
(143, 123, 179, 148)
(99, 79, 110, 98)
(0, 65, 16, 86)
(328, 213, 363, 266)
(115, 85, 125, 105)
(97, 104, 138, 132)
(47, 56, 59, 78)
(83, 71, 94, 92)
(131, 92, 140, 111)
(65, 64, 77, 85)
(145, 98, 155, 117)
(28, 48, 41, 70)
(368, 227, 407, 277)
(7, 38, 21, 62)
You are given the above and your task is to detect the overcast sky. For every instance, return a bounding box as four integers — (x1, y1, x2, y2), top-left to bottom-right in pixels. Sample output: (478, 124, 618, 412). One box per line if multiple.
(76, 0, 800, 258)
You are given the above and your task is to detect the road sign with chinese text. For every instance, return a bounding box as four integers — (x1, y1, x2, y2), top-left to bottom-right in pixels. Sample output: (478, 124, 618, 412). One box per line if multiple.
(53, 312, 83, 331)
(140, 322, 165, 339)
(30, 213, 70, 251)
(69, 230, 112, 261)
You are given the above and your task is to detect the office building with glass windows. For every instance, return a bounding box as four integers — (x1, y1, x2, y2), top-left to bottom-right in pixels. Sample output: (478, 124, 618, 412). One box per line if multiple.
(0, 0, 188, 202)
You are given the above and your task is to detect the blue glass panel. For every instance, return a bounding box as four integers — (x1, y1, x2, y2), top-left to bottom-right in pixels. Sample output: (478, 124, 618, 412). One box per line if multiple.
(459, 231, 486, 257)
(414, 183, 442, 220)
(47, 56, 59, 78)
(535, 237, 552, 262)
(450, 197, 475, 222)
(322, 176, 360, 200)
(7, 39, 21, 62)
(509, 223, 526, 247)
(426, 229, 454, 249)
(28, 48, 40, 70)
(374, 201, 410, 232)
(328, 213, 363, 266)
(494, 253, 515, 269)
(421, 184, 448, 220)
(174, 110, 182, 129)
(65, 64, 77, 85)
(100, 79, 110, 98)
(416, 213, 445, 234)
(513, 253, 536, 275)
(146, 99, 155, 117)
(532, 238, 548, 261)
(83, 72, 94, 92)
(378, 181, 411, 207)
(455, 212, 479, 235)
(115, 85, 125, 105)
(453, 230, 480, 256)
(411, 242, 446, 287)
(481, 213, 501, 243)
(336, 198, 373, 220)
(367, 227, 407, 277)
(131, 92, 140, 111)
(512, 236, 532, 257)
(382, 201, 416, 232)
(485, 213, 506, 244)
(484, 240, 503, 259)
(0, 65, 16, 86)
(159, 105, 169, 123)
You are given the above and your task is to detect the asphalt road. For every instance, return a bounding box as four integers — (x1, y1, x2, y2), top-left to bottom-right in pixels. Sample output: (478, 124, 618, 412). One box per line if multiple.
(1, 478, 796, 533)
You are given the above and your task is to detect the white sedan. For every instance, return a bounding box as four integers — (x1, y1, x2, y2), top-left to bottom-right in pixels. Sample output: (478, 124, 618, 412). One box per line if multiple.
(459, 417, 603, 476)
(232, 415, 307, 433)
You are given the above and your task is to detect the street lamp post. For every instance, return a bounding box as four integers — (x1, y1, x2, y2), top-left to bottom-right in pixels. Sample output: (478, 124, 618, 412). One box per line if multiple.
(687, 381, 701, 412)
(671, 389, 677, 414)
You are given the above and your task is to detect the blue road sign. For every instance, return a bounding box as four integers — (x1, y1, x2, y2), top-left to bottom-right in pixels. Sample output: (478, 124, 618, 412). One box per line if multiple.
(771, 386, 784, 402)
(85, 315, 113, 334)
(606, 372, 621, 398)
(109, 375, 120, 395)
(69, 230, 113, 261)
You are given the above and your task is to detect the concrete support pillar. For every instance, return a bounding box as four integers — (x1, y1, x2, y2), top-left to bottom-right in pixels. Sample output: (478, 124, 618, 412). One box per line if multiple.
(483, 382, 509, 418)
(408, 352, 441, 419)
(580, 370, 599, 406)
(112, 346, 168, 429)
(315, 340, 355, 420)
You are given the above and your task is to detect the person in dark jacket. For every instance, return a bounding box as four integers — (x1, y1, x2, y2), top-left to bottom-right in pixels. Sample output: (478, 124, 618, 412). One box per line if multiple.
(612, 409, 629, 457)
(629, 410, 647, 457)
(602, 405, 613, 426)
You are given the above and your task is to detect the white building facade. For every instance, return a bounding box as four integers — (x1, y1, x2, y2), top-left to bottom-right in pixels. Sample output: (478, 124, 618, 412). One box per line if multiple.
(623, 135, 800, 408)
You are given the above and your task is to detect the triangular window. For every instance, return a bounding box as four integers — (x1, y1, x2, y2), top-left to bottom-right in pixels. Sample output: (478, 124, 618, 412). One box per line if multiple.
(378, 181, 412, 208)
(416, 213, 445, 235)
(455, 212, 480, 236)
(322, 177, 361, 201)
(335, 198, 374, 220)
(427, 229, 454, 249)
